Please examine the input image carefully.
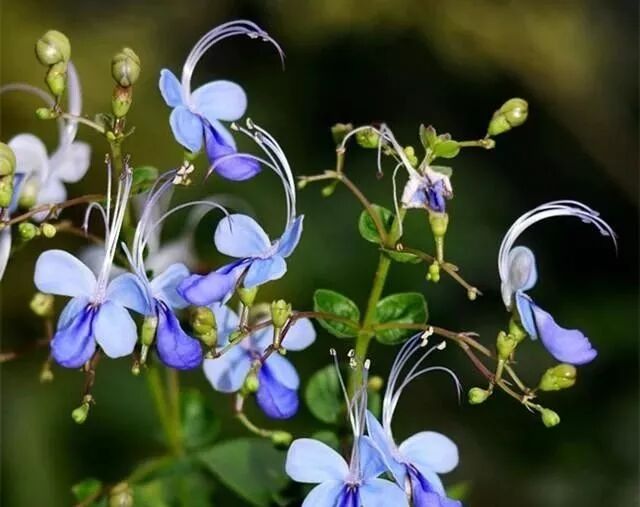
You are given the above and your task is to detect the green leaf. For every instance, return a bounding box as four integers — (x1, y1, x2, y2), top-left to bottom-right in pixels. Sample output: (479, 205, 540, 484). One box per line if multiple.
(131, 166, 159, 194)
(419, 124, 438, 150)
(72, 478, 102, 502)
(181, 388, 220, 450)
(383, 249, 422, 264)
(305, 365, 342, 424)
(311, 430, 340, 450)
(433, 140, 460, 159)
(313, 289, 360, 338)
(199, 438, 287, 507)
(358, 204, 394, 244)
(373, 292, 428, 345)
(133, 471, 214, 507)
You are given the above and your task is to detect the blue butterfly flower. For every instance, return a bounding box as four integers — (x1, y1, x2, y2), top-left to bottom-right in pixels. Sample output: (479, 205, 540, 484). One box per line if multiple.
(499, 201, 616, 365)
(203, 303, 315, 419)
(286, 351, 408, 506)
(366, 335, 463, 507)
(159, 20, 283, 181)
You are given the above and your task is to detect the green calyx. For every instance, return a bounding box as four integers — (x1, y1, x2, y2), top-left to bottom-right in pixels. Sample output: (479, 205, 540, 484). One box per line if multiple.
(468, 387, 490, 405)
(539, 363, 577, 392)
(109, 482, 134, 507)
(141, 315, 158, 346)
(30, 292, 55, 317)
(271, 430, 293, 449)
(355, 127, 380, 149)
(112, 85, 133, 118)
(496, 331, 518, 360)
(35, 30, 71, 66)
(0, 175, 14, 208)
(271, 299, 292, 329)
(0, 143, 16, 176)
(238, 285, 259, 307)
(541, 408, 561, 428)
(429, 212, 449, 238)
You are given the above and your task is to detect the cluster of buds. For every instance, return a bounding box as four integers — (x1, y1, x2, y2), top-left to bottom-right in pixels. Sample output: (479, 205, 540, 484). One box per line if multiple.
(35, 30, 71, 102)
(0, 143, 16, 208)
(111, 47, 140, 119)
(190, 306, 218, 350)
(17, 222, 57, 242)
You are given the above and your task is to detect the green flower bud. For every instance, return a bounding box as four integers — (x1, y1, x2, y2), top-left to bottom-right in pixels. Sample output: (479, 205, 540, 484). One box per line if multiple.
(238, 285, 259, 307)
(112, 85, 133, 118)
(428, 212, 449, 238)
(331, 123, 353, 145)
(271, 299, 292, 328)
(71, 402, 90, 424)
(190, 306, 218, 347)
(467, 288, 478, 301)
(404, 146, 418, 167)
(271, 430, 293, 449)
(39, 363, 54, 383)
(111, 48, 141, 87)
(35, 107, 58, 120)
(355, 127, 380, 149)
(30, 292, 54, 317)
(496, 331, 517, 360)
(0, 143, 16, 177)
(541, 408, 561, 428)
(131, 361, 141, 376)
(508, 318, 527, 343)
(18, 179, 38, 209)
(468, 387, 490, 405)
(18, 222, 39, 241)
(539, 364, 577, 392)
(109, 482, 134, 507)
(0, 176, 14, 208)
(141, 315, 158, 346)
(45, 61, 67, 97)
(426, 261, 440, 283)
(243, 372, 260, 393)
(40, 223, 57, 238)
(367, 375, 384, 392)
(321, 183, 336, 197)
(488, 98, 528, 136)
(35, 30, 71, 66)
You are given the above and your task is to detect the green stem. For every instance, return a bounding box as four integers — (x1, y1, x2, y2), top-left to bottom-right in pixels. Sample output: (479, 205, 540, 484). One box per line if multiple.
(166, 368, 184, 456)
(145, 366, 176, 453)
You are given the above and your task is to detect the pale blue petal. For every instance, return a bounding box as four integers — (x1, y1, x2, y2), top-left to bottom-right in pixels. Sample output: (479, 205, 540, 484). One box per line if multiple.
(282, 317, 315, 351)
(286, 438, 349, 483)
(159, 69, 183, 107)
(359, 478, 409, 507)
(250, 326, 273, 352)
(93, 301, 137, 359)
(192, 80, 247, 122)
(301, 481, 344, 507)
(107, 273, 151, 314)
(58, 296, 90, 329)
(263, 353, 299, 389)
(169, 105, 203, 152)
(516, 292, 537, 339)
(34, 250, 96, 298)
(399, 432, 459, 475)
(502, 246, 538, 306)
(203, 346, 251, 392)
(0, 228, 11, 281)
(256, 364, 299, 419)
(214, 214, 271, 258)
(155, 302, 202, 370)
(359, 436, 388, 480)
(366, 411, 406, 486)
(277, 216, 304, 258)
(149, 263, 190, 309)
(243, 255, 287, 289)
(51, 306, 96, 368)
(209, 303, 240, 345)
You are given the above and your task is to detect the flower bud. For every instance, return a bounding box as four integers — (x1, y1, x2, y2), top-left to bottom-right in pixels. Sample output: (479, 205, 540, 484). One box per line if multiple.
(426, 261, 440, 283)
(331, 123, 353, 145)
(35, 30, 71, 66)
(0, 176, 14, 208)
(18, 179, 38, 209)
(40, 223, 57, 238)
(367, 375, 384, 392)
(355, 127, 380, 149)
(237, 286, 258, 307)
(468, 387, 490, 405)
(190, 306, 217, 347)
(35, 107, 58, 120)
(45, 61, 67, 97)
(271, 300, 292, 329)
(111, 48, 140, 87)
(141, 315, 158, 346)
(0, 143, 16, 177)
(243, 372, 260, 393)
(403, 146, 418, 167)
(71, 402, 90, 424)
(541, 408, 560, 428)
(271, 430, 293, 449)
(131, 361, 141, 376)
(496, 331, 517, 360)
(112, 85, 133, 118)
(508, 318, 527, 343)
(109, 482, 133, 507)
(467, 288, 478, 301)
(30, 292, 54, 317)
(18, 222, 39, 241)
(321, 183, 336, 197)
(539, 363, 577, 392)
(488, 98, 528, 136)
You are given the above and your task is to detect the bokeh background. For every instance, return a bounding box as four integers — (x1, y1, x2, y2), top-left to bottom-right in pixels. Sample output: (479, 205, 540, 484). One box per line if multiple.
(1, 1, 638, 506)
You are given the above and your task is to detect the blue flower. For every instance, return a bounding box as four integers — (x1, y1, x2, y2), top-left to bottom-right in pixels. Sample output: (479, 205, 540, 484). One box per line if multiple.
(286, 351, 407, 506)
(159, 20, 283, 181)
(401, 168, 452, 214)
(203, 304, 315, 419)
(178, 213, 303, 306)
(365, 335, 462, 507)
(499, 201, 616, 365)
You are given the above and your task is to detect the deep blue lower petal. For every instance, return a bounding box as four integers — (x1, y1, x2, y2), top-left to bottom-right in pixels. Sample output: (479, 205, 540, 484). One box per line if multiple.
(409, 466, 461, 507)
(426, 180, 447, 213)
(155, 301, 203, 370)
(337, 485, 360, 507)
(255, 364, 299, 419)
(204, 123, 261, 181)
(177, 259, 247, 306)
(51, 305, 97, 368)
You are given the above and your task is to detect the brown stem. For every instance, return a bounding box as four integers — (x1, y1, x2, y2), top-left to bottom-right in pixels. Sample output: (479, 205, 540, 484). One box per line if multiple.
(2, 194, 103, 227)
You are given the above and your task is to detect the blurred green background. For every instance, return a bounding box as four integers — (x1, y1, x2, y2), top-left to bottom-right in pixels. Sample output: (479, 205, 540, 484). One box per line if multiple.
(1, 0, 638, 506)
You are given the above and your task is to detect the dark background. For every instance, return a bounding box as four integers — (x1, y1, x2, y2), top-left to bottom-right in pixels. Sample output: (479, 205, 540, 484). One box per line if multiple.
(1, 1, 638, 506)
